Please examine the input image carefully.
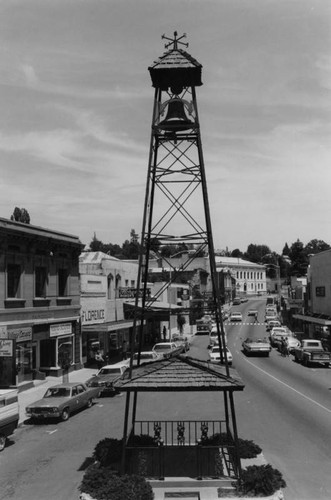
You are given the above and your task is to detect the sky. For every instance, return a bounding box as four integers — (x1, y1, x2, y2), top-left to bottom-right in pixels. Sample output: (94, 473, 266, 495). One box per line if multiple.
(0, 0, 330, 254)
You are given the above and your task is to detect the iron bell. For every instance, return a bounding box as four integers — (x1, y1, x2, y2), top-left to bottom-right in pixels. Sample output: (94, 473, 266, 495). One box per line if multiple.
(158, 98, 194, 132)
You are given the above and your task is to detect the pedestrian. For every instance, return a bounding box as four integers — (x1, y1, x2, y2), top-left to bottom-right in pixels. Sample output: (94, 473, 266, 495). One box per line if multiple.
(254, 312, 258, 323)
(162, 325, 167, 341)
(281, 337, 288, 357)
(122, 340, 128, 360)
(95, 350, 104, 369)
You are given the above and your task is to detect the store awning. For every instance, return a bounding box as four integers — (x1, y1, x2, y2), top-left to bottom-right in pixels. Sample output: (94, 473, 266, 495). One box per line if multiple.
(293, 313, 331, 326)
(124, 299, 183, 312)
(82, 319, 142, 333)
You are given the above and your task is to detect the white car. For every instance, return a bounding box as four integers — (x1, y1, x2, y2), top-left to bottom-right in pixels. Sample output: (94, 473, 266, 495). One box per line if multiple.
(270, 327, 288, 347)
(230, 311, 243, 322)
(152, 342, 183, 358)
(208, 345, 232, 365)
(275, 334, 300, 353)
(132, 351, 160, 366)
(266, 319, 282, 331)
(209, 327, 227, 346)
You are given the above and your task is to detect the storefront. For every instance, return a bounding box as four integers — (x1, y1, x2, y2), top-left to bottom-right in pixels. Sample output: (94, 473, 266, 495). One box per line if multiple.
(293, 313, 331, 351)
(0, 317, 81, 382)
(82, 320, 140, 365)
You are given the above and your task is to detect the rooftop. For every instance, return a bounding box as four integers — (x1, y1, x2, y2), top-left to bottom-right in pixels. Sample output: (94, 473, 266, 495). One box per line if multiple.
(117, 355, 244, 392)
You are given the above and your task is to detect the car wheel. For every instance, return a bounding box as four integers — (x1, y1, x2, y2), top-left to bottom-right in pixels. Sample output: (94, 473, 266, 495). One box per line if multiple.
(87, 399, 93, 408)
(61, 408, 70, 421)
(0, 434, 6, 452)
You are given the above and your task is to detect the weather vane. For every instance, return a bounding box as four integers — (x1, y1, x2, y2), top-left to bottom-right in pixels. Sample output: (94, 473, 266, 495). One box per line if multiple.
(162, 31, 188, 50)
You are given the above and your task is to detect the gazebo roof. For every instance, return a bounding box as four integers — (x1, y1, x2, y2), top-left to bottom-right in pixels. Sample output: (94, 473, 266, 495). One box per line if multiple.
(116, 355, 244, 392)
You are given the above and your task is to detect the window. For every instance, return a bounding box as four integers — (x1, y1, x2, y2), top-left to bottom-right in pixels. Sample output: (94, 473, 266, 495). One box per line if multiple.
(115, 274, 121, 298)
(7, 264, 21, 298)
(315, 286, 325, 297)
(131, 280, 135, 287)
(107, 273, 113, 299)
(35, 266, 47, 297)
(58, 268, 69, 296)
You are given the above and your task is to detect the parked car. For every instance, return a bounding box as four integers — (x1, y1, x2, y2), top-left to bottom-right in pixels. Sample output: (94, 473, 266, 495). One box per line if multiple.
(25, 383, 100, 422)
(293, 339, 331, 367)
(85, 362, 128, 396)
(208, 345, 233, 365)
(0, 389, 19, 451)
(209, 328, 227, 347)
(229, 311, 243, 322)
(152, 342, 184, 358)
(269, 327, 288, 347)
(265, 312, 278, 322)
(242, 337, 271, 357)
(171, 334, 190, 352)
(132, 351, 160, 366)
(233, 298, 241, 305)
(266, 319, 282, 331)
(275, 334, 300, 354)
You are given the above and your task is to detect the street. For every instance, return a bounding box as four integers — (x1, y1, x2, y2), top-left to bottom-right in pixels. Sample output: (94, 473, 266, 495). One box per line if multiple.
(225, 298, 331, 500)
(0, 299, 330, 500)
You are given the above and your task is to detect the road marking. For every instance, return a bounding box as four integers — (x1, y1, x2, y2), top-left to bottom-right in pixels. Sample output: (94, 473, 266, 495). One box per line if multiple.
(244, 358, 331, 414)
(46, 430, 57, 435)
(225, 322, 266, 326)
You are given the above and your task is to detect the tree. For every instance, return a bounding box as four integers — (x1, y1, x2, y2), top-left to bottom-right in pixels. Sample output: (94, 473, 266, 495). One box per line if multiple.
(89, 233, 104, 252)
(304, 239, 330, 255)
(282, 243, 290, 256)
(231, 249, 243, 258)
(244, 244, 271, 264)
(289, 239, 308, 276)
(10, 207, 30, 224)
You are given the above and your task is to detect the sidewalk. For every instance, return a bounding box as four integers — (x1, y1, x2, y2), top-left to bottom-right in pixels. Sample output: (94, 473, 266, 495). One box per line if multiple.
(17, 367, 98, 425)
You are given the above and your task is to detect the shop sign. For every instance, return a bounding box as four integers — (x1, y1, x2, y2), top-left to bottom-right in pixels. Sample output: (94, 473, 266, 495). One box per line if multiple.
(0, 339, 13, 357)
(7, 327, 32, 343)
(50, 323, 72, 337)
(0, 326, 7, 339)
(81, 309, 105, 325)
(119, 287, 151, 299)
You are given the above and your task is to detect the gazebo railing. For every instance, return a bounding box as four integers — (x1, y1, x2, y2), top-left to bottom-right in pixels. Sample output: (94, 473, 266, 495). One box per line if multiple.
(133, 419, 228, 446)
(125, 420, 239, 479)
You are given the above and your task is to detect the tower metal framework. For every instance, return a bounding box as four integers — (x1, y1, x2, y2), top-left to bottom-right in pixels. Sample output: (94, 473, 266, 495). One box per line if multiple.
(131, 32, 228, 368)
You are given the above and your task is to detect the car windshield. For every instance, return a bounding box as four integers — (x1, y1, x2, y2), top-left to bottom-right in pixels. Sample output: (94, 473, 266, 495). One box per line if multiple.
(44, 387, 71, 398)
(99, 368, 121, 375)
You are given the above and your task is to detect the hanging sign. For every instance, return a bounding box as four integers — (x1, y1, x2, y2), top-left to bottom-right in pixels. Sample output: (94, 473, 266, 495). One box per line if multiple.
(0, 339, 14, 357)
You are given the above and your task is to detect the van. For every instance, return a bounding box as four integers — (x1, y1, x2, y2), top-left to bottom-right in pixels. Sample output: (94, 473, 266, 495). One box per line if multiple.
(0, 389, 19, 451)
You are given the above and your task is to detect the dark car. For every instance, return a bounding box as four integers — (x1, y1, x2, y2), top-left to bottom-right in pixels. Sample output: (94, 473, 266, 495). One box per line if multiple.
(25, 383, 100, 422)
(85, 362, 128, 396)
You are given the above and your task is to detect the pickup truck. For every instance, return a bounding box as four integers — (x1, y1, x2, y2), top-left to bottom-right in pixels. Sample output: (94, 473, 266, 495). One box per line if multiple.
(293, 339, 331, 367)
(152, 342, 184, 359)
(0, 388, 19, 451)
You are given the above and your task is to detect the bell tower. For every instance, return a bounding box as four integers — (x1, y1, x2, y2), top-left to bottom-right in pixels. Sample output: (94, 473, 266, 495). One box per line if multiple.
(133, 31, 228, 364)
(121, 33, 243, 481)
